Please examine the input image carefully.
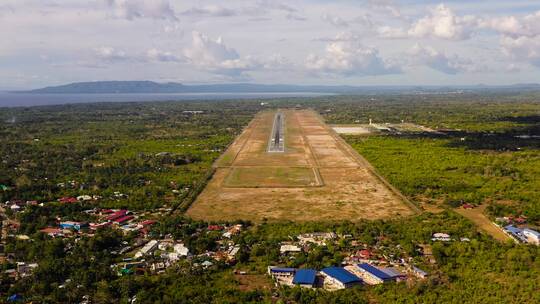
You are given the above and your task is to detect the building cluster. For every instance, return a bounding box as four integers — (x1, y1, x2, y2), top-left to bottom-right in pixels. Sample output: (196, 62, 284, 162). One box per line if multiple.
(430, 232, 470, 243)
(502, 225, 540, 245)
(270, 231, 431, 290)
(114, 224, 244, 276)
(3, 262, 39, 281)
(38, 208, 156, 238)
(114, 239, 191, 275)
(495, 217, 540, 245)
(268, 262, 427, 290)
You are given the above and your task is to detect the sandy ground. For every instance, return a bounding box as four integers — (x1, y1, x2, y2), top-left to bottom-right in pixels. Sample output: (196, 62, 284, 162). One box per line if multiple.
(332, 126, 372, 135)
(187, 109, 416, 222)
(454, 205, 511, 242)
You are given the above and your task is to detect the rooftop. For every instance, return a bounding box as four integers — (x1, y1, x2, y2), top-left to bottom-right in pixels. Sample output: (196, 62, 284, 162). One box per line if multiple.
(357, 263, 393, 280)
(293, 269, 317, 285)
(321, 267, 361, 284)
(270, 267, 296, 273)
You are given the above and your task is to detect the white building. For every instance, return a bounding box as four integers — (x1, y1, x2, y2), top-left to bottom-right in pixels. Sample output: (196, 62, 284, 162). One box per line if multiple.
(280, 244, 302, 254)
(135, 240, 158, 259)
(523, 228, 540, 245)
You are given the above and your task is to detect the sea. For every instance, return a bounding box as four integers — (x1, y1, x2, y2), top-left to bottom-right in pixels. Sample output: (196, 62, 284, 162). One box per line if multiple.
(0, 92, 335, 108)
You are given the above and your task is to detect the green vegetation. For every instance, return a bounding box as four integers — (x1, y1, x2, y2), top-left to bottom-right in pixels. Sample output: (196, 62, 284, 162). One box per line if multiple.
(0, 101, 258, 211)
(348, 136, 540, 221)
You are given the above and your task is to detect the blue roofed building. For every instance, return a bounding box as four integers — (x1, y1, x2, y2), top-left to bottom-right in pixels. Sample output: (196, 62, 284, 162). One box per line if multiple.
(321, 267, 362, 289)
(354, 263, 395, 284)
(503, 225, 528, 243)
(59, 221, 89, 231)
(293, 269, 317, 288)
(380, 267, 407, 281)
(268, 266, 296, 286)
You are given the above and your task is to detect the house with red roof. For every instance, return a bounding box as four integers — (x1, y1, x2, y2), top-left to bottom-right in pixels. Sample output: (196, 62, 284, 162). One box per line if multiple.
(105, 210, 128, 221)
(58, 197, 78, 203)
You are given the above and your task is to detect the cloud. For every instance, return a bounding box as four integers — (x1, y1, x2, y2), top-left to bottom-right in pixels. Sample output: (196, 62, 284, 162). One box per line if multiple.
(285, 13, 307, 21)
(478, 10, 540, 68)
(313, 31, 363, 42)
(94, 46, 128, 62)
(183, 31, 257, 76)
(479, 11, 540, 38)
(366, 0, 401, 18)
(500, 35, 540, 67)
(256, 1, 297, 13)
(146, 48, 182, 62)
(106, 0, 177, 21)
(305, 38, 401, 77)
(409, 44, 480, 74)
(322, 14, 349, 27)
(408, 4, 477, 40)
(180, 5, 236, 17)
(377, 26, 407, 38)
(378, 4, 477, 40)
(180, 1, 297, 20)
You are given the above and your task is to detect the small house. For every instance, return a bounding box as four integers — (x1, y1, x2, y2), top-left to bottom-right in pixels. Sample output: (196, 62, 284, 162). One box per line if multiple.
(280, 244, 302, 254)
(411, 266, 428, 279)
(268, 267, 296, 279)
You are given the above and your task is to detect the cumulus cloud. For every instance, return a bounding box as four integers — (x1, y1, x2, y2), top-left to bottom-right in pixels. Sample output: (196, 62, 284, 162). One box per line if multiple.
(94, 46, 128, 62)
(478, 10, 540, 68)
(409, 44, 480, 74)
(479, 11, 540, 38)
(378, 4, 477, 40)
(321, 14, 349, 27)
(408, 4, 477, 40)
(256, 0, 297, 13)
(180, 1, 298, 20)
(106, 0, 177, 21)
(180, 5, 236, 17)
(305, 38, 401, 76)
(377, 26, 407, 38)
(500, 35, 540, 67)
(285, 13, 307, 21)
(183, 31, 257, 76)
(314, 31, 363, 42)
(366, 0, 401, 18)
(146, 48, 182, 62)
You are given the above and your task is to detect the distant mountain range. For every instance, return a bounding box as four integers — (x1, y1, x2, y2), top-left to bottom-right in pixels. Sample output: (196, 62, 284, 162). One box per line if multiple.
(22, 81, 540, 94)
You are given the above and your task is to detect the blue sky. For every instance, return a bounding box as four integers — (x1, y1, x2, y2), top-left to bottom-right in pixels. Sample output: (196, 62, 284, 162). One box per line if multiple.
(1, 0, 540, 89)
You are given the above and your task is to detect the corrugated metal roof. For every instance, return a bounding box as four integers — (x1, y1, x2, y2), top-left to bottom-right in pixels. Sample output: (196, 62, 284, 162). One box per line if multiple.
(504, 225, 522, 234)
(379, 267, 404, 278)
(412, 266, 427, 276)
(357, 263, 393, 280)
(293, 269, 317, 285)
(321, 267, 361, 284)
(270, 267, 296, 273)
(523, 228, 540, 237)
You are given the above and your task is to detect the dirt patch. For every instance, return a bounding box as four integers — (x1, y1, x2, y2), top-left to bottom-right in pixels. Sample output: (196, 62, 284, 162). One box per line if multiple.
(187, 109, 416, 222)
(224, 167, 321, 188)
(454, 204, 511, 242)
(234, 274, 273, 292)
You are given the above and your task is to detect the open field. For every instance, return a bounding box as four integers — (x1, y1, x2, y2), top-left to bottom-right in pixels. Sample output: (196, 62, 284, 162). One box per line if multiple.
(454, 205, 511, 242)
(187, 109, 416, 222)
